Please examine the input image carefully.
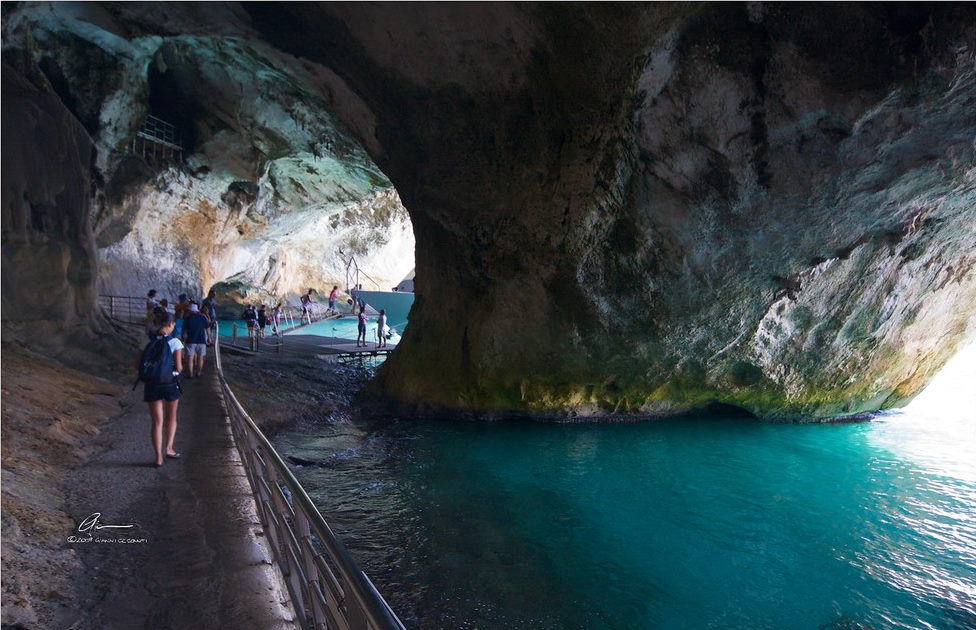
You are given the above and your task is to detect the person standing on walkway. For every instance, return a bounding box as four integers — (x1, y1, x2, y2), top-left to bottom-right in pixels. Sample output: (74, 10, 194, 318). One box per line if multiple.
(376, 309, 388, 348)
(174, 294, 190, 337)
(257, 304, 268, 337)
(201, 289, 218, 345)
(145, 289, 159, 334)
(300, 289, 315, 324)
(181, 303, 210, 378)
(242, 304, 257, 339)
(145, 289, 159, 316)
(328, 285, 338, 315)
(357, 307, 368, 347)
(137, 312, 183, 467)
(271, 302, 282, 336)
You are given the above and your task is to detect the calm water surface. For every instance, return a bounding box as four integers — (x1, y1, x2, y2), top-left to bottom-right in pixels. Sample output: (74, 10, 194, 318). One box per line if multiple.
(271, 354, 976, 629)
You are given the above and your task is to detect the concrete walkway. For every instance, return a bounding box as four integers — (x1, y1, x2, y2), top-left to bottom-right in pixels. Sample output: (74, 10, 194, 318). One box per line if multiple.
(63, 367, 296, 630)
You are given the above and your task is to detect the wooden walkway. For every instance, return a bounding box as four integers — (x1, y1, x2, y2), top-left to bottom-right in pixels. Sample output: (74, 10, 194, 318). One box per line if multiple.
(225, 334, 397, 366)
(222, 324, 399, 364)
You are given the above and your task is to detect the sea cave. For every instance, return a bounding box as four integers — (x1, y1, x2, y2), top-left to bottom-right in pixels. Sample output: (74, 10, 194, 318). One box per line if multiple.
(2, 3, 975, 629)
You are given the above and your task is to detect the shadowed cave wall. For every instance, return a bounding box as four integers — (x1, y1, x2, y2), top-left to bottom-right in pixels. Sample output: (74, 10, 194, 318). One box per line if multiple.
(244, 2, 976, 420)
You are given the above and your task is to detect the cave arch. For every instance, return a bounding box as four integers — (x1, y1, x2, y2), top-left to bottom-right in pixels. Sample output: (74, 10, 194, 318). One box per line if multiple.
(240, 3, 976, 420)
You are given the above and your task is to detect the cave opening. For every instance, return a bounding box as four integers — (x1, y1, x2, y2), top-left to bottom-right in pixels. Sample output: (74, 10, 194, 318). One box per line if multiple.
(903, 343, 976, 421)
(145, 62, 204, 156)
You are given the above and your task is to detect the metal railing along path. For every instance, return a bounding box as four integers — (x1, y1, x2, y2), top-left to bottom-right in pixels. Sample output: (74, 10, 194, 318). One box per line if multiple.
(213, 322, 405, 630)
(99, 294, 176, 324)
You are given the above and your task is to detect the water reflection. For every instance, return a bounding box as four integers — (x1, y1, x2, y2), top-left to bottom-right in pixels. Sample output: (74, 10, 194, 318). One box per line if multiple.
(873, 343, 976, 482)
(270, 346, 976, 629)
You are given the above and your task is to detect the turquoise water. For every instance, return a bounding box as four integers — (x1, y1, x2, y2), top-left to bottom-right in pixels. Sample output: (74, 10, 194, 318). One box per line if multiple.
(269, 350, 976, 629)
(219, 316, 400, 342)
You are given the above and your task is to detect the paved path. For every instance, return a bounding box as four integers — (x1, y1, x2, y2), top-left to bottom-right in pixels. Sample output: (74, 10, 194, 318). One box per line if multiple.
(63, 368, 296, 630)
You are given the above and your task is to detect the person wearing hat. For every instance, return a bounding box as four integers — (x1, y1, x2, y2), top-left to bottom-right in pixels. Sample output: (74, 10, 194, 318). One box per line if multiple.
(181, 301, 210, 379)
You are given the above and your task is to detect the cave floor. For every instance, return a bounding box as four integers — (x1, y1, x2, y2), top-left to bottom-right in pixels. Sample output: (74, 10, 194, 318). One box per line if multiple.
(61, 369, 296, 630)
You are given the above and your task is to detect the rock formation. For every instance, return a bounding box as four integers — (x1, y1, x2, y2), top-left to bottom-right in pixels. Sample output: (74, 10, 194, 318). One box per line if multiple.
(231, 3, 975, 419)
(2, 48, 102, 353)
(3, 2, 414, 318)
(3, 3, 975, 419)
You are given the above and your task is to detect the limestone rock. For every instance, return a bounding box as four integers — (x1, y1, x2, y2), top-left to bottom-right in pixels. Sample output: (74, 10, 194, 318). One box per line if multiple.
(4, 2, 414, 310)
(245, 3, 976, 419)
(3, 3, 975, 419)
(1, 56, 102, 353)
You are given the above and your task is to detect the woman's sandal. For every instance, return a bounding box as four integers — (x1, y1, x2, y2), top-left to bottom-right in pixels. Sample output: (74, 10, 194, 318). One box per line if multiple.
(166, 453, 181, 459)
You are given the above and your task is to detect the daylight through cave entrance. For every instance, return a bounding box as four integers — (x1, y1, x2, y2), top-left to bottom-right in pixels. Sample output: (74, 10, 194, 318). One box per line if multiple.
(903, 344, 976, 421)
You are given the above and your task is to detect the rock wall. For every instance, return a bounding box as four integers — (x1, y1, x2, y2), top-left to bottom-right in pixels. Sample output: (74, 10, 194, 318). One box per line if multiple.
(3, 2, 414, 313)
(245, 3, 976, 419)
(1, 54, 103, 352)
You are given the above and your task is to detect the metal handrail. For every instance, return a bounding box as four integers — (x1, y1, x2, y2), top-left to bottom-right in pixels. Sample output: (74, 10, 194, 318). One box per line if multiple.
(345, 256, 382, 292)
(98, 294, 175, 323)
(213, 322, 405, 630)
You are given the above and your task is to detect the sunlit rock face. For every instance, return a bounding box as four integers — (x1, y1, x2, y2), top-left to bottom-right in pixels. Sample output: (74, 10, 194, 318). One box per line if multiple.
(3, 2, 413, 314)
(3, 3, 974, 419)
(246, 3, 976, 419)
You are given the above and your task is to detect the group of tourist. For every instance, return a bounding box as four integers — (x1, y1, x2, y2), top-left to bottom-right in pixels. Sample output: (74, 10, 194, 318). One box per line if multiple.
(138, 288, 218, 467)
(137, 284, 390, 467)
(242, 302, 283, 338)
(357, 307, 388, 348)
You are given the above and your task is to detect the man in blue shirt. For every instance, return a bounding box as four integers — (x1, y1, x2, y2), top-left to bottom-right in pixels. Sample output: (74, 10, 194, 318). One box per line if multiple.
(181, 302, 210, 378)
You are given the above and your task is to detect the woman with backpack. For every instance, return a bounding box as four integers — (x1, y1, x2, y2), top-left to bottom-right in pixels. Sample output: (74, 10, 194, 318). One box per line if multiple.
(137, 312, 184, 467)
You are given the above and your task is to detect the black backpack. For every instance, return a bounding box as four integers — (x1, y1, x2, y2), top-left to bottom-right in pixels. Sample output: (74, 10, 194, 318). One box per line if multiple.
(133, 336, 176, 389)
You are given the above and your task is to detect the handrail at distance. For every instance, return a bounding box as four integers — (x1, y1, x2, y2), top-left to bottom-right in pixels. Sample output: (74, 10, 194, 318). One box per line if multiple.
(213, 322, 405, 630)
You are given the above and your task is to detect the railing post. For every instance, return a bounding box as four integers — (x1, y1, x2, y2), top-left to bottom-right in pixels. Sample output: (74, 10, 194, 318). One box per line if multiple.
(232, 323, 237, 344)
